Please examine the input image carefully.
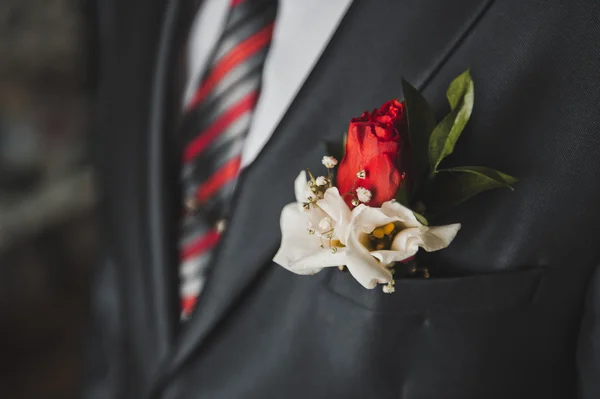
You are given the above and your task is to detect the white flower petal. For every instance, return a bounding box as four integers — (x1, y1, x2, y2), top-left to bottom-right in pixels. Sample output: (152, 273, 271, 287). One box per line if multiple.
(317, 187, 352, 244)
(307, 207, 329, 233)
(345, 240, 393, 289)
(344, 209, 394, 289)
(290, 247, 349, 271)
(380, 200, 420, 228)
(273, 203, 324, 275)
(389, 227, 427, 253)
(350, 205, 398, 235)
(294, 171, 310, 203)
(390, 224, 461, 253)
(370, 249, 417, 265)
(417, 223, 461, 252)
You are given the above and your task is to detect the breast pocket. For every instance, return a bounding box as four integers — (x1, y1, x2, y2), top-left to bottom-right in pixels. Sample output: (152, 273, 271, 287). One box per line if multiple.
(323, 266, 545, 314)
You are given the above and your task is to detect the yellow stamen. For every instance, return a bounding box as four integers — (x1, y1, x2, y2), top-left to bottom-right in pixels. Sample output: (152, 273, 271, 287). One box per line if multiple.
(376, 242, 385, 250)
(383, 223, 395, 235)
(330, 239, 345, 248)
(372, 228, 385, 239)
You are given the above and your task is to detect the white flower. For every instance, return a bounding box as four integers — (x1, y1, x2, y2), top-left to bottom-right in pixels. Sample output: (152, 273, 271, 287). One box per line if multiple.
(294, 172, 317, 204)
(349, 201, 460, 271)
(316, 176, 329, 186)
(318, 217, 333, 231)
(273, 172, 351, 276)
(382, 282, 395, 294)
(356, 170, 366, 179)
(356, 187, 372, 203)
(322, 156, 338, 169)
(274, 174, 461, 290)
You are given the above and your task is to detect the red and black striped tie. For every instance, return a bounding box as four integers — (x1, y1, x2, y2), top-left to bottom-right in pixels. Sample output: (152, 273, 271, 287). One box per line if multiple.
(179, 0, 278, 319)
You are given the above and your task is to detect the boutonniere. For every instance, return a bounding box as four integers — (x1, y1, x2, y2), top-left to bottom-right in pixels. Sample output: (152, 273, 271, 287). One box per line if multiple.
(273, 70, 517, 292)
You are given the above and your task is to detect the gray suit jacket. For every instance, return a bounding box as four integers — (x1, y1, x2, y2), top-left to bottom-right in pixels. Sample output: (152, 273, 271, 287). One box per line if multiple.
(83, 0, 600, 397)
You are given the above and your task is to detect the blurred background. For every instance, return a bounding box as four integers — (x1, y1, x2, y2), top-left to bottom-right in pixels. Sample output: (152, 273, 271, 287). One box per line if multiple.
(0, 0, 97, 397)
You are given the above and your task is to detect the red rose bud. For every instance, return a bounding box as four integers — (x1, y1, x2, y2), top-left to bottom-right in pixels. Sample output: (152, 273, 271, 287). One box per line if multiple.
(337, 100, 408, 208)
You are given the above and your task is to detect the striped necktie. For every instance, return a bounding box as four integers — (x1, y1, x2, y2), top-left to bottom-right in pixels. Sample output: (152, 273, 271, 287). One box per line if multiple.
(179, 0, 279, 319)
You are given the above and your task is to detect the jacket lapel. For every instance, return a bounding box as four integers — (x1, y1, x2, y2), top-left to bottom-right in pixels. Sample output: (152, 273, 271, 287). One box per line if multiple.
(146, 0, 191, 349)
(157, 0, 494, 385)
(95, 0, 201, 388)
(145, 0, 205, 356)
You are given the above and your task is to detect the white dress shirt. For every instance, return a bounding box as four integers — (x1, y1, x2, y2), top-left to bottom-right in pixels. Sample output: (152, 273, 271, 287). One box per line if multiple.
(184, 0, 353, 168)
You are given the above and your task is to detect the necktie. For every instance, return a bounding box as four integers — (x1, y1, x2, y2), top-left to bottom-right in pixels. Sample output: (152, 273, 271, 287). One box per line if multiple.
(179, 0, 279, 319)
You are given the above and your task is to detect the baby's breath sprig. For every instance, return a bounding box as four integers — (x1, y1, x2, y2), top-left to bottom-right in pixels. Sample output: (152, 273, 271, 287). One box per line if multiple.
(302, 195, 318, 210)
(306, 161, 335, 201)
(341, 169, 372, 207)
(322, 155, 339, 188)
(321, 156, 338, 169)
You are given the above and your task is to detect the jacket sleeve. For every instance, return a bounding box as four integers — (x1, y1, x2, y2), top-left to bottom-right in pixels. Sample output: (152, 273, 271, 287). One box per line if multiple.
(79, 0, 122, 394)
(577, 264, 600, 399)
(80, 257, 124, 399)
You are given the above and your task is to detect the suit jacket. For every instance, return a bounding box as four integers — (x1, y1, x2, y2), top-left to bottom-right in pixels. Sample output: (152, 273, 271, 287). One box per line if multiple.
(83, 0, 600, 398)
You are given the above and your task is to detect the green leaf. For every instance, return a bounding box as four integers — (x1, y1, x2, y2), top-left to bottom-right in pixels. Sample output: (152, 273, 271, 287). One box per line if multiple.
(394, 182, 410, 207)
(402, 79, 436, 182)
(442, 166, 518, 186)
(412, 211, 429, 226)
(428, 166, 517, 211)
(428, 70, 474, 174)
(446, 70, 473, 110)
